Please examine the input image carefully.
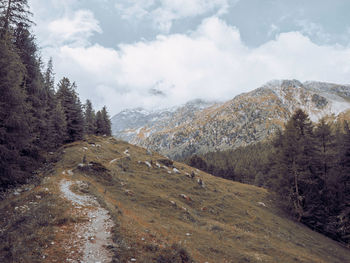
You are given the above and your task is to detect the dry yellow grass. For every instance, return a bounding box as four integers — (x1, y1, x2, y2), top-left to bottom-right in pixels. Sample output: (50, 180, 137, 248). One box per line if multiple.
(1, 135, 349, 263)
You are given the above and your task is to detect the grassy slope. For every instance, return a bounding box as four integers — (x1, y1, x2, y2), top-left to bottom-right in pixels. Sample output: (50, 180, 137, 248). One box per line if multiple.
(1, 136, 349, 263)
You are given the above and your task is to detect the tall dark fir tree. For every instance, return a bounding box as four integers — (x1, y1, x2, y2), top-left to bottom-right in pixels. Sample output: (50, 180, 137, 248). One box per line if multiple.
(84, 99, 96, 135)
(0, 0, 33, 37)
(56, 77, 85, 143)
(0, 37, 31, 186)
(96, 106, 112, 136)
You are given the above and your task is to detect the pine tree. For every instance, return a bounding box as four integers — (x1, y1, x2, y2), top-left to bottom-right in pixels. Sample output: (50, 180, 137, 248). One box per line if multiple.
(84, 99, 96, 135)
(13, 23, 48, 151)
(314, 119, 336, 192)
(38, 58, 58, 149)
(101, 106, 112, 136)
(275, 109, 316, 221)
(336, 122, 350, 242)
(0, 0, 33, 37)
(95, 106, 112, 136)
(95, 110, 103, 135)
(56, 78, 85, 143)
(50, 101, 67, 148)
(0, 37, 31, 186)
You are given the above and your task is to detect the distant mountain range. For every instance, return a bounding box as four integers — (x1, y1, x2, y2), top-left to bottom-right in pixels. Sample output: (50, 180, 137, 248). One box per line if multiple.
(112, 80, 350, 159)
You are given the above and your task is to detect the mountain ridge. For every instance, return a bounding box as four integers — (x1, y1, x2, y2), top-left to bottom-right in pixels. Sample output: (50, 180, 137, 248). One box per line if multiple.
(112, 80, 350, 158)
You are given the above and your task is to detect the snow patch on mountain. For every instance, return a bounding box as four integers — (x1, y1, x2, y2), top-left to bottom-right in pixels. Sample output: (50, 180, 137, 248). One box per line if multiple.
(112, 80, 350, 158)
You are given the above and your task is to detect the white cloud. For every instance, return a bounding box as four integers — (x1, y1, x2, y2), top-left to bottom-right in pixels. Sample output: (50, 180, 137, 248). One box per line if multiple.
(296, 20, 332, 44)
(47, 10, 102, 45)
(45, 17, 350, 115)
(115, 0, 230, 32)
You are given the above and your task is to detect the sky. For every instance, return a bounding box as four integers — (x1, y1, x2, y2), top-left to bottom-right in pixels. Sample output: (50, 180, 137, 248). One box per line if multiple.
(29, 0, 350, 115)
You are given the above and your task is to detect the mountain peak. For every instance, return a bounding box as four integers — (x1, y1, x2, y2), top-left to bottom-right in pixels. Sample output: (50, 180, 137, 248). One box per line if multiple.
(112, 80, 350, 159)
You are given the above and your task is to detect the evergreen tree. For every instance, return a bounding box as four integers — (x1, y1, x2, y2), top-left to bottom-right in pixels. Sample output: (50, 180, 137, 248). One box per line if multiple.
(50, 101, 67, 148)
(336, 122, 350, 242)
(0, 0, 33, 37)
(0, 37, 31, 186)
(56, 78, 84, 143)
(101, 106, 111, 136)
(274, 109, 316, 221)
(95, 106, 112, 136)
(95, 110, 103, 135)
(14, 24, 49, 151)
(84, 99, 96, 135)
(314, 119, 336, 193)
(188, 155, 207, 171)
(39, 58, 57, 149)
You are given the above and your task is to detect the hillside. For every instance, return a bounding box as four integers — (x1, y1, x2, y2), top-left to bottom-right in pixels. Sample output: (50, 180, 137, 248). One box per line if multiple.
(112, 80, 350, 159)
(1, 136, 349, 263)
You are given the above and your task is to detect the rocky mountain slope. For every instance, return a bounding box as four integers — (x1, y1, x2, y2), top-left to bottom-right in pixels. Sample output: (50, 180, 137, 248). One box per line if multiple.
(112, 80, 350, 158)
(1, 136, 349, 262)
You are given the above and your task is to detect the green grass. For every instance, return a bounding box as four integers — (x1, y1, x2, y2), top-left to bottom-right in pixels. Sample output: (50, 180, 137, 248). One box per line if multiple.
(59, 136, 350, 263)
(1, 135, 349, 263)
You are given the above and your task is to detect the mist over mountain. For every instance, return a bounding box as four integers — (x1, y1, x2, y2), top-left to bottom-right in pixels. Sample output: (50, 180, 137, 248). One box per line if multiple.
(112, 79, 350, 159)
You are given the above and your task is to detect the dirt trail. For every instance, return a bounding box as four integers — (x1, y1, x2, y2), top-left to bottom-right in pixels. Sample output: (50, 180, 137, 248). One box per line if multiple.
(59, 179, 115, 263)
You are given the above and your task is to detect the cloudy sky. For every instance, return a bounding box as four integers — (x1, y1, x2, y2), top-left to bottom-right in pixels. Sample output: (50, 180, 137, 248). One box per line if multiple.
(29, 0, 350, 115)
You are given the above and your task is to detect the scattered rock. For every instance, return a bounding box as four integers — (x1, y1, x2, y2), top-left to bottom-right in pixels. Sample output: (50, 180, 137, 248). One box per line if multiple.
(185, 172, 195, 179)
(158, 159, 174, 168)
(83, 147, 88, 151)
(144, 161, 152, 168)
(131, 259, 137, 262)
(258, 202, 266, 207)
(125, 190, 134, 196)
(197, 178, 205, 188)
(180, 194, 192, 202)
(109, 159, 118, 164)
(170, 200, 176, 206)
(173, 168, 181, 174)
(67, 170, 74, 176)
(155, 162, 161, 168)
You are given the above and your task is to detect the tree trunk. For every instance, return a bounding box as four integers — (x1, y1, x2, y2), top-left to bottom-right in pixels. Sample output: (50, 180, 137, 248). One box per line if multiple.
(292, 158, 303, 221)
(3, 0, 12, 33)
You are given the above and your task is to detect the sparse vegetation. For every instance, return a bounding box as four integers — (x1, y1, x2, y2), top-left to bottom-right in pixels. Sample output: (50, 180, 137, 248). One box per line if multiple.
(0, 191, 74, 262)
